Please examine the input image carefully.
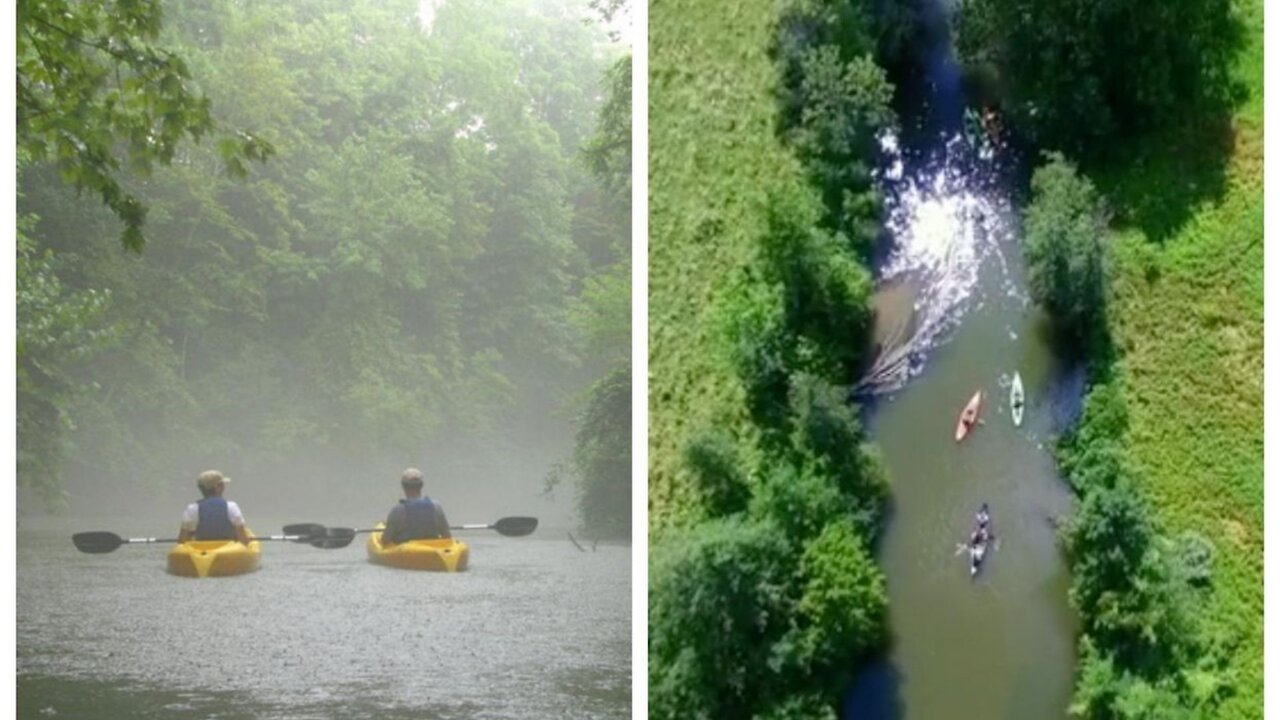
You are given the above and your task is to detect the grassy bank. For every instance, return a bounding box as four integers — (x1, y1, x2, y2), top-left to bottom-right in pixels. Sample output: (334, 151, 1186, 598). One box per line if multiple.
(649, 0, 792, 530)
(1087, 0, 1262, 713)
(649, 0, 893, 716)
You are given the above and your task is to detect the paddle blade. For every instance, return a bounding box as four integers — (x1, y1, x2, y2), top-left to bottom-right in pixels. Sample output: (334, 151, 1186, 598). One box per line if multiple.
(492, 516, 538, 537)
(312, 527, 355, 549)
(72, 532, 124, 554)
(282, 523, 327, 543)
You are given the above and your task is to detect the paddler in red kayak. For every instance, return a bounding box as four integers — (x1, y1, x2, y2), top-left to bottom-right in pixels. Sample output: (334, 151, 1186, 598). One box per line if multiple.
(178, 470, 253, 545)
(381, 468, 453, 544)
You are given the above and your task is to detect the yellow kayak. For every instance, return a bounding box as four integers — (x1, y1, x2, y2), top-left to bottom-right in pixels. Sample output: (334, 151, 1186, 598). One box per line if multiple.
(366, 523, 469, 572)
(167, 528, 261, 578)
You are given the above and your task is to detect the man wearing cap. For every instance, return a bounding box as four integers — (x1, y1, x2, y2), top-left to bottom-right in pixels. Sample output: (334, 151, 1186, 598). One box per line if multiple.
(382, 468, 451, 544)
(178, 470, 252, 545)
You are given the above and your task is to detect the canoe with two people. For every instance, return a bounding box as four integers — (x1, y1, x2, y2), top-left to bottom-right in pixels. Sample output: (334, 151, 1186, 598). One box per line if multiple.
(968, 503, 993, 577)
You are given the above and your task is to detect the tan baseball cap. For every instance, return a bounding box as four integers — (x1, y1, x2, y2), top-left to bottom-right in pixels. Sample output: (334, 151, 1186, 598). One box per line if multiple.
(401, 468, 424, 487)
(197, 470, 231, 491)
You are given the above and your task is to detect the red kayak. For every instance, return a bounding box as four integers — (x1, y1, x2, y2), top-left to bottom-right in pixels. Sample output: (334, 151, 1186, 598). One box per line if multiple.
(955, 390, 982, 442)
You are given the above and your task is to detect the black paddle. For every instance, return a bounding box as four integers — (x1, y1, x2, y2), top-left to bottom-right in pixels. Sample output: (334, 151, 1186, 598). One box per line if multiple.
(458, 516, 538, 536)
(311, 516, 540, 543)
(281, 524, 358, 549)
(72, 526, 349, 554)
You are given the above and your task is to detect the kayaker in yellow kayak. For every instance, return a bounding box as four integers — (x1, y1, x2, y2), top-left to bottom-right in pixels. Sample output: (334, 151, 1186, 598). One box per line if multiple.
(178, 470, 253, 545)
(382, 468, 452, 544)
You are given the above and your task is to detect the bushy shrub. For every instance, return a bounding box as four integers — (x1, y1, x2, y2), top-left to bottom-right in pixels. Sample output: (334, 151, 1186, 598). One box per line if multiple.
(788, 372, 861, 462)
(1023, 153, 1109, 351)
(1068, 478, 1173, 662)
(775, 0, 900, 250)
(794, 522, 887, 671)
(1061, 374, 1235, 716)
(788, 372, 888, 526)
(684, 428, 750, 517)
(649, 518, 793, 719)
(1173, 531, 1215, 588)
(750, 462, 847, 542)
(784, 45, 893, 249)
(649, 513, 888, 720)
(755, 692, 838, 720)
(760, 190, 875, 372)
(1073, 639, 1193, 720)
(718, 273, 794, 429)
(570, 367, 632, 539)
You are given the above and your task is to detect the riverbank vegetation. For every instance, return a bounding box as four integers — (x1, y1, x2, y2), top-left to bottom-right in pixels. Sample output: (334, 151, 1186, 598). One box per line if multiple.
(955, 0, 1240, 155)
(17, 0, 631, 532)
(546, 51, 633, 540)
(960, 0, 1261, 715)
(650, 0, 904, 715)
(1022, 154, 1108, 353)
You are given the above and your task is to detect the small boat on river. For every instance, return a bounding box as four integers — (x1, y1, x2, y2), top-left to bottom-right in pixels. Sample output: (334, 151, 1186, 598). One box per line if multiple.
(1011, 372, 1025, 427)
(968, 505, 993, 577)
(970, 540, 987, 577)
(955, 390, 982, 442)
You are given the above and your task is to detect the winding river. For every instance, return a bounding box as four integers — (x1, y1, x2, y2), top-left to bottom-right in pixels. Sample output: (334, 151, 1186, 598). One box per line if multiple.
(844, 1, 1081, 717)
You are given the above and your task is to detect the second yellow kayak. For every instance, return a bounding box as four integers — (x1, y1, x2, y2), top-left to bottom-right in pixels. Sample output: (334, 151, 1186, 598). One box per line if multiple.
(167, 528, 261, 578)
(366, 523, 469, 572)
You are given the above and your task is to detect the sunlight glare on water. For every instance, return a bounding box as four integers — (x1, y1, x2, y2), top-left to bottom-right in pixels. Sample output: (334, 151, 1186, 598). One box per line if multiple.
(859, 127, 1019, 392)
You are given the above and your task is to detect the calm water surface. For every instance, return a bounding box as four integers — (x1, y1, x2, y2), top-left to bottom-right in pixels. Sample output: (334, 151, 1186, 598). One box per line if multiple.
(18, 518, 629, 719)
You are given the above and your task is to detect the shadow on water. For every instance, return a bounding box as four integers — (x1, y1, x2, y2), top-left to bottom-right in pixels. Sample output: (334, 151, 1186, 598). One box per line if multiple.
(842, 659, 905, 719)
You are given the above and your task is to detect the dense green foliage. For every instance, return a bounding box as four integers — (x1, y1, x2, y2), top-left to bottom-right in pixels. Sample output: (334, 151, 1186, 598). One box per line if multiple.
(1091, 27, 1263, 711)
(547, 47, 633, 538)
(17, 0, 272, 250)
(1023, 153, 1108, 350)
(556, 367, 630, 538)
(16, 201, 115, 508)
(954, 0, 1241, 153)
(1028, 0, 1261, 715)
(650, 0, 896, 715)
(776, 0, 895, 252)
(650, 517, 885, 720)
(17, 0, 627, 514)
(1060, 380, 1238, 718)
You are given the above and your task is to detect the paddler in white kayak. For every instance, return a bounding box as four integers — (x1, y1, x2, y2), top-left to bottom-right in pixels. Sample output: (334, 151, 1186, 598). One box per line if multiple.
(177, 470, 253, 545)
(381, 468, 453, 544)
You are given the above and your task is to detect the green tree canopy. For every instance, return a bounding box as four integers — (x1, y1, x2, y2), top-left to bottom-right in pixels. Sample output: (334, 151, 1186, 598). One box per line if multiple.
(17, 0, 272, 250)
(1023, 152, 1108, 350)
(17, 0, 626, 508)
(955, 0, 1240, 152)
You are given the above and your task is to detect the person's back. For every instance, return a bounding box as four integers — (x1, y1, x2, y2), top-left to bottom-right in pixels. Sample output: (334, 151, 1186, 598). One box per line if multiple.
(179, 470, 252, 545)
(383, 468, 451, 544)
(194, 495, 236, 540)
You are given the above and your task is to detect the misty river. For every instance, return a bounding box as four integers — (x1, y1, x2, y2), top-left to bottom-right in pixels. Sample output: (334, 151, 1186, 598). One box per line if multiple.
(18, 517, 630, 719)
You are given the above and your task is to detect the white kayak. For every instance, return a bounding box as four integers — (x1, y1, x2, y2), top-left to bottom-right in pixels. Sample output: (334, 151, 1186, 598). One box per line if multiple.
(1011, 371, 1024, 427)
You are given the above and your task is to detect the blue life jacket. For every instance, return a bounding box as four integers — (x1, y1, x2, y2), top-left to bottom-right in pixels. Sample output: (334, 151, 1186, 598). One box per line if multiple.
(195, 497, 236, 540)
(397, 497, 445, 542)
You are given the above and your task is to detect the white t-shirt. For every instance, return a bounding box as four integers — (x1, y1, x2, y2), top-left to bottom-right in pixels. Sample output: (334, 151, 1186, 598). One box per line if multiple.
(181, 500, 246, 531)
